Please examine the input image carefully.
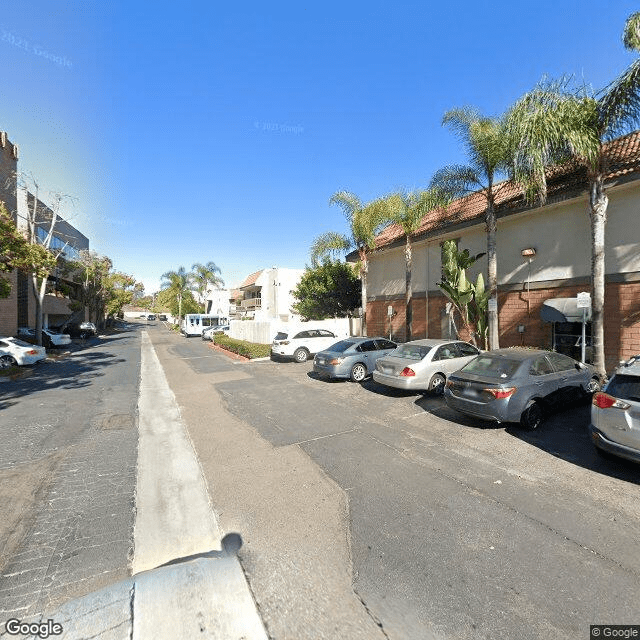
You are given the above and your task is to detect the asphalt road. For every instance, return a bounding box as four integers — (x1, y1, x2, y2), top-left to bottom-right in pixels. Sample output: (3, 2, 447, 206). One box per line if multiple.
(158, 328, 640, 640)
(0, 325, 140, 622)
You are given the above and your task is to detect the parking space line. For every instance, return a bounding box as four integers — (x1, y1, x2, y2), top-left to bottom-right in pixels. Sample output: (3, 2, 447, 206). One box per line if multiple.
(289, 429, 356, 446)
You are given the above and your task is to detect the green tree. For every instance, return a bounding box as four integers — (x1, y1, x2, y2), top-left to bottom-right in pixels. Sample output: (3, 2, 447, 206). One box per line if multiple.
(437, 240, 486, 346)
(160, 266, 192, 322)
(0, 202, 33, 298)
(292, 260, 361, 321)
(507, 11, 640, 375)
(432, 108, 512, 350)
(383, 188, 452, 341)
(191, 261, 224, 312)
(156, 286, 200, 318)
(311, 192, 388, 335)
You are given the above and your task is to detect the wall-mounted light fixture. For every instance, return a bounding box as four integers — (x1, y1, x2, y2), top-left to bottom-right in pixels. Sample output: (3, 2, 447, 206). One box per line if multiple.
(521, 247, 536, 258)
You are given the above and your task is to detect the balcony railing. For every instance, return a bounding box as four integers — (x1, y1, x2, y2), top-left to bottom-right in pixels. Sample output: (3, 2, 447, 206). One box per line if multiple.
(240, 297, 262, 309)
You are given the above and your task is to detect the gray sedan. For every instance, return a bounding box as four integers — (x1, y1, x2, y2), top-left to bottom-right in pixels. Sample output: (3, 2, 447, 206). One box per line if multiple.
(313, 337, 397, 382)
(373, 339, 481, 394)
(444, 348, 601, 429)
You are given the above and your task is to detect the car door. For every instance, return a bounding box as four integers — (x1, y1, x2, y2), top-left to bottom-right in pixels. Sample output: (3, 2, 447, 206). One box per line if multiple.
(527, 355, 559, 403)
(354, 340, 379, 373)
(546, 351, 583, 400)
(432, 343, 468, 376)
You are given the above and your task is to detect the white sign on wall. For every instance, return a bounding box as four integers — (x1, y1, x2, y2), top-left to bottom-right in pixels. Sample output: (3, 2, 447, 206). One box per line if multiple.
(576, 292, 591, 309)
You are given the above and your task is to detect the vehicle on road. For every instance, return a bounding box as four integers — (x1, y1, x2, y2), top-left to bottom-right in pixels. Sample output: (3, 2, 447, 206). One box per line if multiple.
(202, 325, 230, 341)
(444, 348, 601, 430)
(0, 337, 47, 367)
(182, 314, 228, 337)
(373, 339, 481, 394)
(271, 328, 341, 362)
(590, 355, 640, 463)
(17, 327, 72, 348)
(313, 337, 397, 382)
(147, 314, 156, 320)
(52, 321, 97, 338)
(158, 314, 167, 321)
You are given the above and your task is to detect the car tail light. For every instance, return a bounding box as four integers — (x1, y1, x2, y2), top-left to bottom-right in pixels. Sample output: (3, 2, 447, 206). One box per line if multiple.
(484, 387, 516, 399)
(592, 392, 630, 410)
(400, 367, 416, 377)
(329, 358, 344, 365)
(27, 349, 38, 355)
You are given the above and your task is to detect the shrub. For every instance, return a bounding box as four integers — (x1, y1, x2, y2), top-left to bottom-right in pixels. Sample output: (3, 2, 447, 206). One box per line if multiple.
(213, 334, 271, 359)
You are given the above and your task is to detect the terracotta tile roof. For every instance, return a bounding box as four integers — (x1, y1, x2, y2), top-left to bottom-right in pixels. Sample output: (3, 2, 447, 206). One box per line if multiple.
(238, 270, 263, 289)
(369, 130, 640, 255)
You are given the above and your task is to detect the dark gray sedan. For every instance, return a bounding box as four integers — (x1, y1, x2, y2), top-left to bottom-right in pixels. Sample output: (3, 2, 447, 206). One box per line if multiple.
(444, 348, 601, 429)
(313, 337, 397, 382)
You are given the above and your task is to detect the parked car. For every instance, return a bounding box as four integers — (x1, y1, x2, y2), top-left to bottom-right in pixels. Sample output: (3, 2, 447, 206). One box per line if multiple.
(53, 321, 97, 338)
(202, 325, 230, 341)
(271, 329, 341, 362)
(444, 348, 601, 430)
(590, 355, 640, 463)
(0, 337, 47, 367)
(313, 337, 397, 382)
(17, 327, 72, 348)
(158, 314, 168, 321)
(373, 339, 481, 394)
(147, 314, 156, 320)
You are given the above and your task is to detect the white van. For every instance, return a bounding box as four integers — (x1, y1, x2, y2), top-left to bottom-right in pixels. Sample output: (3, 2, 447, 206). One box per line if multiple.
(182, 314, 228, 337)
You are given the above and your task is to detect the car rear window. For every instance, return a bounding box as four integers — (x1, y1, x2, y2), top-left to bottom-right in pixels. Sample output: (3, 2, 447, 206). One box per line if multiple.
(606, 374, 640, 402)
(328, 340, 356, 353)
(274, 332, 288, 340)
(391, 344, 431, 360)
(460, 355, 520, 378)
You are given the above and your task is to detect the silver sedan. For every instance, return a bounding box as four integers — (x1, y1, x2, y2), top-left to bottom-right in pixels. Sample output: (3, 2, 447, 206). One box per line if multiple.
(373, 339, 481, 394)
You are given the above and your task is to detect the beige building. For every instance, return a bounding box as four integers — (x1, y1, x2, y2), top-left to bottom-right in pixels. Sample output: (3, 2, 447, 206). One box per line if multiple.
(356, 131, 640, 371)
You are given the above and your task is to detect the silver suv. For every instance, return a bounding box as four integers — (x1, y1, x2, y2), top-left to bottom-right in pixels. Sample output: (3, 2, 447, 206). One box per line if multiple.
(590, 355, 640, 463)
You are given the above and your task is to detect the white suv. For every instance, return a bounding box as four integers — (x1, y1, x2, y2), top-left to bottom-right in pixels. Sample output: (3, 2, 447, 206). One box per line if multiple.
(591, 355, 640, 464)
(272, 329, 341, 362)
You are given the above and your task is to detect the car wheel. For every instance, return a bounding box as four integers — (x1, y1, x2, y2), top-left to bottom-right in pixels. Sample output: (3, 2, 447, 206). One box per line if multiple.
(585, 377, 601, 394)
(293, 348, 309, 363)
(350, 362, 367, 382)
(80, 331, 87, 339)
(0, 355, 17, 368)
(520, 401, 543, 430)
(428, 373, 446, 395)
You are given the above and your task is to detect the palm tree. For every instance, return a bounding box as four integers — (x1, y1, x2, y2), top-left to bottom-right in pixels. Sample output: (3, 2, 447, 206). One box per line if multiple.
(383, 188, 452, 341)
(431, 108, 512, 349)
(507, 11, 640, 376)
(311, 191, 388, 335)
(191, 261, 224, 313)
(161, 266, 191, 322)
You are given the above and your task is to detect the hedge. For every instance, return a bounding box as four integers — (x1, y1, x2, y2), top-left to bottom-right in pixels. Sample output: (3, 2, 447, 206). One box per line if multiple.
(213, 334, 272, 359)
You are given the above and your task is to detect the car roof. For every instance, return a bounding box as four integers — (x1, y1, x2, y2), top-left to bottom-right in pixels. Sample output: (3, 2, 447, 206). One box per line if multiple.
(614, 355, 640, 376)
(399, 338, 467, 347)
(481, 348, 553, 361)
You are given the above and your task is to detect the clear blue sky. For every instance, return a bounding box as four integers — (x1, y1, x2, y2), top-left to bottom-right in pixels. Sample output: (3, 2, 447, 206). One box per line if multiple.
(1, 1, 638, 294)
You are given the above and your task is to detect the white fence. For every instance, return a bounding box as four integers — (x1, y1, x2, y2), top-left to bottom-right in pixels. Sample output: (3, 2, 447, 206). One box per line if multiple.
(229, 317, 362, 344)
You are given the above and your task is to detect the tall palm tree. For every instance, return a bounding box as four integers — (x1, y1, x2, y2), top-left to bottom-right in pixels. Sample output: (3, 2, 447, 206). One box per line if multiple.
(191, 261, 224, 313)
(507, 11, 640, 376)
(431, 108, 512, 349)
(311, 191, 388, 336)
(161, 266, 191, 322)
(383, 188, 452, 341)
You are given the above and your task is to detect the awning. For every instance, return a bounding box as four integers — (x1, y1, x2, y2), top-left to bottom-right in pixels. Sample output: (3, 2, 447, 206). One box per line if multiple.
(541, 298, 592, 323)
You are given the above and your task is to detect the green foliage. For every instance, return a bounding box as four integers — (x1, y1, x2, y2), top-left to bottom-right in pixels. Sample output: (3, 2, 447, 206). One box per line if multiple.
(191, 261, 224, 311)
(156, 286, 199, 317)
(213, 334, 271, 359)
(291, 260, 361, 320)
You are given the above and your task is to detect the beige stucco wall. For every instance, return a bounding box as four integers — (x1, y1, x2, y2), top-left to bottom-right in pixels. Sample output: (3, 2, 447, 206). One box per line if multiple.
(367, 180, 640, 297)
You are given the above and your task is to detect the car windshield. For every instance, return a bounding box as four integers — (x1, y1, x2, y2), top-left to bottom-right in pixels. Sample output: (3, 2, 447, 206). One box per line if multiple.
(391, 344, 431, 360)
(326, 340, 356, 353)
(460, 355, 520, 378)
(606, 374, 640, 402)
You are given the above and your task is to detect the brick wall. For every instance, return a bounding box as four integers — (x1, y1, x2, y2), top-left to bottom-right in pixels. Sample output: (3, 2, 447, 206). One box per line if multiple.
(367, 279, 640, 371)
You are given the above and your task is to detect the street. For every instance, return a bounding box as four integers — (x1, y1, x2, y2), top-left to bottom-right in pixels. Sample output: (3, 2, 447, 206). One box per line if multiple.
(1, 321, 639, 639)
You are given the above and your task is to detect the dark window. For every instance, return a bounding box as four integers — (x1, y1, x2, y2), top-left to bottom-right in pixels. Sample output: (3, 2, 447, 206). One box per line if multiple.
(605, 374, 640, 402)
(375, 339, 397, 350)
(529, 357, 554, 376)
(461, 356, 520, 378)
(356, 341, 377, 352)
(293, 331, 310, 339)
(318, 330, 336, 337)
(274, 332, 288, 341)
(546, 352, 576, 372)
(456, 342, 480, 357)
(434, 344, 458, 361)
(327, 340, 355, 353)
(392, 344, 431, 360)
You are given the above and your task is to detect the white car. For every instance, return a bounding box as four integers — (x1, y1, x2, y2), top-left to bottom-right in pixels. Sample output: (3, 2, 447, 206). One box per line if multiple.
(271, 328, 342, 362)
(202, 325, 230, 341)
(17, 327, 72, 348)
(0, 337, 47, 367)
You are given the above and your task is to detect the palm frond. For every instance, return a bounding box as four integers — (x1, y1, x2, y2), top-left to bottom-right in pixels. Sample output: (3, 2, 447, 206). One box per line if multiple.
(599, 58, 640, 139)
(328, 191, 362, 224)
(430, 164, 484, 199)
(310, 231, 352, 265)
(624, 11, 640, 52)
